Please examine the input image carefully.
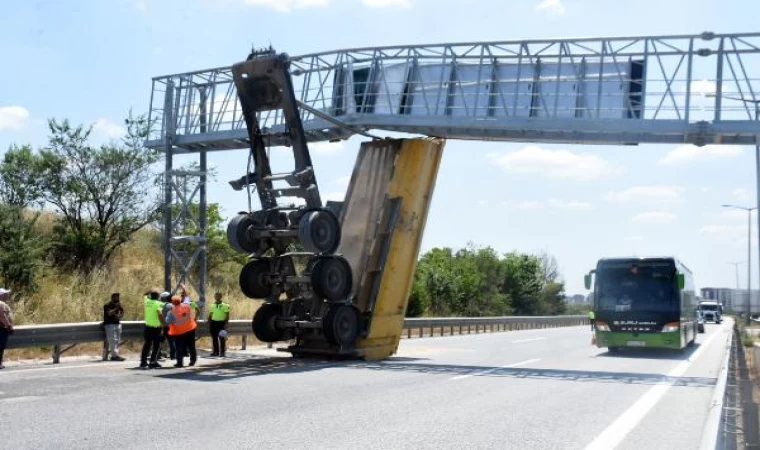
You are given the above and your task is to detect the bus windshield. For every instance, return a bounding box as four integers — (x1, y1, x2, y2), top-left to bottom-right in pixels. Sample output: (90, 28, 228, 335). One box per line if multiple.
(596, 264, 678, 313)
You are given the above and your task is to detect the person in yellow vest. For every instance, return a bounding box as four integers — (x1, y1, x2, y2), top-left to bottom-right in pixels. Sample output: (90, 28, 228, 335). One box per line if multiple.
(165, 295, 197, 368)
(588, 310, 596, 331)
(140, 289, 164, 369)
(207, 292, 230, 357)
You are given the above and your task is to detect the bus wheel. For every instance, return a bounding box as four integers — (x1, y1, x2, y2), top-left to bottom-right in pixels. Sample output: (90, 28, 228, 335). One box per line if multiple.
(608, 347, 619, 354)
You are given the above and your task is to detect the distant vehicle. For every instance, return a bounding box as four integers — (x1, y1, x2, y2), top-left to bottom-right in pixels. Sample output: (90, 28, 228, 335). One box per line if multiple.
(584, 256, 697, 353)
(697, 301, 722, 323)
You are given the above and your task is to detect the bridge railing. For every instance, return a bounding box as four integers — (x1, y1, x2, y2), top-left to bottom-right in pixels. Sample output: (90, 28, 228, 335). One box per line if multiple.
(146, 32, 760, 151)
(6, 315, 588, 363)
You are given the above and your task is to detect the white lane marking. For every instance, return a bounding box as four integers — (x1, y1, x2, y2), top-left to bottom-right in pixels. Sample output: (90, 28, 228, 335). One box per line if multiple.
(581, 324, 727, 450)
(511, 338, 547, 343)
(451, 358, 541, 380)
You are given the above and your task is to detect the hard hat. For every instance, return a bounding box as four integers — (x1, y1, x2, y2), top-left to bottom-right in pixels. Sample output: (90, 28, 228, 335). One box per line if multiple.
(218, 329, 228, 339)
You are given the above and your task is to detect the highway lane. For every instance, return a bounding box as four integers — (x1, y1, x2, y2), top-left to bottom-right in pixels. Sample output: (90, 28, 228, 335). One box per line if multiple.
(0, 319, 732, 450)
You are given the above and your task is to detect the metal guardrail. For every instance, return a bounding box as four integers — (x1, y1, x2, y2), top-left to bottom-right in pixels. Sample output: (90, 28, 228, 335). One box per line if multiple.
(402, 315, 587, 338)
(6, 315, 588, 363)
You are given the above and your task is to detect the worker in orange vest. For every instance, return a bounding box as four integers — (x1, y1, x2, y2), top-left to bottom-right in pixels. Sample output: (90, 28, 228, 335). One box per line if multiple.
(165, 295, 197, 368)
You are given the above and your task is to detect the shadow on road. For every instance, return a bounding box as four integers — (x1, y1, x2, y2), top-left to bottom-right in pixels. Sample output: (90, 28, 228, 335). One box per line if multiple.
(152, 355, 428, 382)
(152, 356, 338, 381)
(346, 359, 717, 387)
(598, 342, 703, 360)
(152, 352, 716, 388)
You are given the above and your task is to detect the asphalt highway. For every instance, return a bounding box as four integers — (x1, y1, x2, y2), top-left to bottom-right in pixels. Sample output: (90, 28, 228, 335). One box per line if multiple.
(0, 319, 732, 450)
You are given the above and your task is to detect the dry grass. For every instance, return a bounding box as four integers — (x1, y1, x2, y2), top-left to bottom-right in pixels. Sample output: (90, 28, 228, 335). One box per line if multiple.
(5, 226, 268, 362)
(11, 227, 260, 325)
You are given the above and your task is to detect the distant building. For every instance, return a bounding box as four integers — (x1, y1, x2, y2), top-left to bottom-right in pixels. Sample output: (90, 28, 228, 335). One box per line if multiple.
(565, 294, 588, 305)
(701, 287, 760, 313)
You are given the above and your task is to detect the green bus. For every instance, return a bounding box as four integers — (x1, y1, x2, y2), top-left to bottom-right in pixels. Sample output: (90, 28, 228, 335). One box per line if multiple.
(584, 257, 697, 352)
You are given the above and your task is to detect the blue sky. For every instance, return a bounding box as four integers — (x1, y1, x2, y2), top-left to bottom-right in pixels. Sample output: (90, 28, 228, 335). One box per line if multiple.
(1, 0, 758, 295)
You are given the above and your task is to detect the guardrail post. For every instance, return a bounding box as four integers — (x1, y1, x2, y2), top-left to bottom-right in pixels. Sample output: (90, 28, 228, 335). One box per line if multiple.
(242, 335, 247, 350)
(102, 339, 109, 361)
(419, 327, 423, 338)
(407, 328, 412, 339)
(52, 345, 61, 364)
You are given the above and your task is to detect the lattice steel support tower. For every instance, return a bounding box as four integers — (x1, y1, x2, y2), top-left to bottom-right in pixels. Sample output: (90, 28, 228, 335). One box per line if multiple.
(161, 79, 209, 302)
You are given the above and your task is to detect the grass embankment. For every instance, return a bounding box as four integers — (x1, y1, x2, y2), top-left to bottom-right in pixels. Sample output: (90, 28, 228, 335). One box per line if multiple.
(5, 227, 262, 362)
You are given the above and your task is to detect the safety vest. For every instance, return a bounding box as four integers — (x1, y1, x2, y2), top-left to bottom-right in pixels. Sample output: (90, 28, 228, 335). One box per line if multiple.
(588, 310, 595, 320)
(210, 302, 230, 321)
(144, 297, 163, 327)
(168, 303, 197, 336)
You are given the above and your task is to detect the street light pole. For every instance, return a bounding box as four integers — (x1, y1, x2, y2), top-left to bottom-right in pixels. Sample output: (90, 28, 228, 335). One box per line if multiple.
(709, 93, 760, 321)
(723, 204, 757, 323)
(754, 102, 760, 322)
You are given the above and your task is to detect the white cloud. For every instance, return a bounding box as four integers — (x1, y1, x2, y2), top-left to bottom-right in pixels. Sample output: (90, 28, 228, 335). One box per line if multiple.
(720, 209, 751, 221)
(363, 0, 412, 7)
(691, 79, 716, 96)
(515, 201, 543, 210)
(536, 0, 566, 15)
(93, 118, 126, 139)
(477, 200, 486, 205)
(625, 236, 645, 242)
(699, 186, 713, 193)
(604, 185, 684, 203)
(548, 199, 592, 210)
(134, 0, 147, 12)
(487, 146, 618, 181)
(311, 141, 345, 155)
(0, 106, 30, 130)
(277, 197, 306, 207)
(242, 0, 329, 12)
(659, 144, 742, 165)
(732, 188, 752, 203)
(701, 224, 746, 235)
(632, 211, 677, 224)
(324, 191, 346, 202)
(331, 175, 351, 187)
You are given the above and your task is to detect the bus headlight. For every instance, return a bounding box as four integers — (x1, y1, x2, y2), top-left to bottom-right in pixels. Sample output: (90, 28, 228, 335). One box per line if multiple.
(596, 321, 610, 332)
(662, 322, 680, 332)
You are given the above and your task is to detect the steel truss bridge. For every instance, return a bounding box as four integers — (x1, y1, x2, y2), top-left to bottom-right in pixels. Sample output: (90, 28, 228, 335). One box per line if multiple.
(147, 31, 760, 153)
(145, 31, 760, 302)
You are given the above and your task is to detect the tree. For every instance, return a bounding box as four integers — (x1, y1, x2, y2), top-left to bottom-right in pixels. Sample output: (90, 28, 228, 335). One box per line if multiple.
(501, 253, 545, 315)
(405, 279, 429, 317)
(542, 281, 567, 315)
(408, 245, 565, 317)
(171, 201, 248, 276)
(37, 115, 161, 272)
(537, 252, 567, 315)
(0, 144, 44, 207)
(0, 204, 47, 296)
